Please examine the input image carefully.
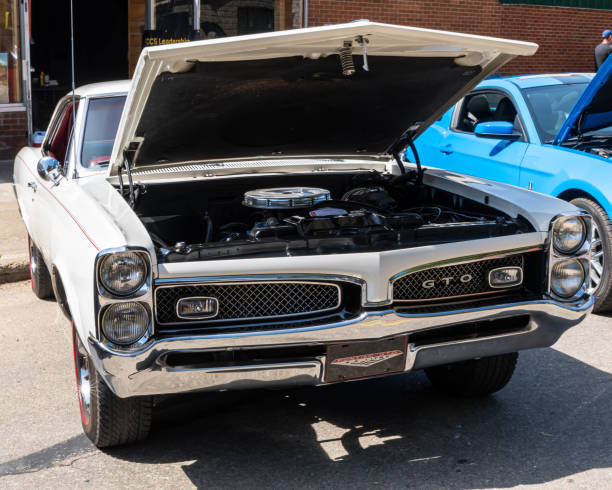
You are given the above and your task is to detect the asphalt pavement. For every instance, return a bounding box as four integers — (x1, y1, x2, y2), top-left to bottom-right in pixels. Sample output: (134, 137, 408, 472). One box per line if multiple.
(0, 280, 610, 489)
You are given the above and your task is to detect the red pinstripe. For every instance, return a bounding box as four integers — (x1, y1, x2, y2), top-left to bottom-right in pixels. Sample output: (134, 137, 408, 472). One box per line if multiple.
(17, 155, 100, 251)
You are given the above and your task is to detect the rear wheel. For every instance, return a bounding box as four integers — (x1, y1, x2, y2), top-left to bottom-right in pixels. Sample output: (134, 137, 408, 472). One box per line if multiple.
(72, 326, 152, 447)
(425, 353, 518, 397)
(570, 198, 612, 312)
(28, 235, 54, 299)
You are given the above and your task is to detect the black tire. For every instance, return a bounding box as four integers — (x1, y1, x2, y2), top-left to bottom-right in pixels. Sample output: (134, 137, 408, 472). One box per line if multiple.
(425, 352, 518, 397)
(73, 326, 152, 447)
(28, 235, 54, 299)
(570, 197, 612, 312)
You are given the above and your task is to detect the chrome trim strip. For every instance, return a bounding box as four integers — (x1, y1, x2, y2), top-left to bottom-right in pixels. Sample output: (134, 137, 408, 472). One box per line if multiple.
(126, 359, 325, 396)
(156, 273, 367, 304)
(404, 321, 535, 371)
(155, 280, 342, 326)
(393, 289, 514, 304)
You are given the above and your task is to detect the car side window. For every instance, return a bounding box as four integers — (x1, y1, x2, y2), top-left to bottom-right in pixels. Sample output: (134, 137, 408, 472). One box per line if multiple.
(44, 100, 79, 169)
(453, 92, 521, 135)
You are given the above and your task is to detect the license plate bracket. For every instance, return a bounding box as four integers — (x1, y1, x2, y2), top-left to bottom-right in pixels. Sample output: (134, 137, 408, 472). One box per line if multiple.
(325, 336, 408, 383)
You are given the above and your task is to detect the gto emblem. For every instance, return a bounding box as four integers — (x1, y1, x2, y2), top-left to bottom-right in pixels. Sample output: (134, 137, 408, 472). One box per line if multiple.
(422, 274, 472, 289)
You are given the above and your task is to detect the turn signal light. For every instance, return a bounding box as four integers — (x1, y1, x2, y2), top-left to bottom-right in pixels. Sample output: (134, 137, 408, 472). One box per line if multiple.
(489, 266, 523, 288)
(177, 297, 219, 320)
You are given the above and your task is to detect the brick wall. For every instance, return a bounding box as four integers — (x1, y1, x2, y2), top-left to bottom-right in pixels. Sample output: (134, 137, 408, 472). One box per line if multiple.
(128, 0, 146, 77)
(308, 0, 612, 74)
(0, 109, 26, 160)
(499, 4, 610, 74)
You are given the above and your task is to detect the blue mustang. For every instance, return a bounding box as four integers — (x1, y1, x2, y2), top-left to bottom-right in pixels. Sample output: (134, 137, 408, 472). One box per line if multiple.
(412, 59, 612, 312)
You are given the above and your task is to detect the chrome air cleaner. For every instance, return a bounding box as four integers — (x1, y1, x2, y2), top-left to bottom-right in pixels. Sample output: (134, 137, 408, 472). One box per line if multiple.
(242, 187, 331, 209)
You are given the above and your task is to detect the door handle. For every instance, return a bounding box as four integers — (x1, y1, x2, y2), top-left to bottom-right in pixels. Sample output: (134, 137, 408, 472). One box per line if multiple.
(27, 181, 38, 192)
(440, 144, 454, 155)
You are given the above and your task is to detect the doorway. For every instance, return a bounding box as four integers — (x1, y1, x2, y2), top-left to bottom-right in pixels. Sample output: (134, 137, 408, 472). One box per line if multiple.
(30, 0, 128, 131)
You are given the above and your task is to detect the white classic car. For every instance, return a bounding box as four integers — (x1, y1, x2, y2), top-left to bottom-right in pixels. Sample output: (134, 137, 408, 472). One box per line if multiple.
(13, 22, 593, 447)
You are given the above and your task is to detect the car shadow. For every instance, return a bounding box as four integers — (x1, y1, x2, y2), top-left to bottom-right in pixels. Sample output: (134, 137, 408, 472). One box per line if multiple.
(103, 346, 611, 488)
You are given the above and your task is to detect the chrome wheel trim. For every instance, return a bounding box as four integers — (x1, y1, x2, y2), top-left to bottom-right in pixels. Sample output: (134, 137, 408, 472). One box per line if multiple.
(74, 334, 92, 425)
(588, 221, 605, 294)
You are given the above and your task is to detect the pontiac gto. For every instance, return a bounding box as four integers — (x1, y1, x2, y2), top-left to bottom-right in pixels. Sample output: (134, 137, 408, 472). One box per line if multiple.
(13, 22, 592, 447)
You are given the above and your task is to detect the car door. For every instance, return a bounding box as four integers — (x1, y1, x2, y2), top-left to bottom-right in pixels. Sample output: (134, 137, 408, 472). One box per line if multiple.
(25, 98, 80, 260)
(425, 89, 530, 185)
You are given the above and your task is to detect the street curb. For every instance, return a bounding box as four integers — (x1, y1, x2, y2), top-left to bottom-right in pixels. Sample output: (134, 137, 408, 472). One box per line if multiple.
(0, 259, 29, 285)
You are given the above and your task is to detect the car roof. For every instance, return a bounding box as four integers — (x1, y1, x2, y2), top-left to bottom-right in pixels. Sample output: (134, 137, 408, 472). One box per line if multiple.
(481, 73, 593, 90)
(74, 80, 131, 97)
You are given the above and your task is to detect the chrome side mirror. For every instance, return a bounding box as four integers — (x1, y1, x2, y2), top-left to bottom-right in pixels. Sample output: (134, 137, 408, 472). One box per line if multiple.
(37, 156, 62, 185)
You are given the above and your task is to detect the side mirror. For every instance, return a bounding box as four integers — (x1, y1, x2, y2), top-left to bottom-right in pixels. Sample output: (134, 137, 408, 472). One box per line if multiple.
(474, 121, 520, 140)
(37, 156, 62, 185)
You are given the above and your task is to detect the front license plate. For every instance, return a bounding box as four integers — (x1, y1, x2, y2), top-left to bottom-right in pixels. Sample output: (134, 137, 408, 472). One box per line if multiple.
(326, 337, 408, 383)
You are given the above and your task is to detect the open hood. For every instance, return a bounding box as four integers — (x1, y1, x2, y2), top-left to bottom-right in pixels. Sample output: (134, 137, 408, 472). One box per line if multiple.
(109, 21, 537, 175)
(553, 55, 612, 145)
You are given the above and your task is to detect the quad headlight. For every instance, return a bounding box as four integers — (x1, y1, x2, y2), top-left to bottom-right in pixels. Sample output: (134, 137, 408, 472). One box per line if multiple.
(101, 302, 150, 345)
(550, 259, 585, 298)
(553, 216, 586, 254)
(548, 214, 590, 301)
(99, 251, 148, 296)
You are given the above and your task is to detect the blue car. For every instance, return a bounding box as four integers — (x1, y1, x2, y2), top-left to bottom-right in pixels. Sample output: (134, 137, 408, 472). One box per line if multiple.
(412, 61, 612, 312)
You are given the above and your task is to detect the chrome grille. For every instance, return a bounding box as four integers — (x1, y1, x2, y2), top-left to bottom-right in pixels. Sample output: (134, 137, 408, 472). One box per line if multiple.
(393, 255, 524, 302)
(155, 281, 341, 325)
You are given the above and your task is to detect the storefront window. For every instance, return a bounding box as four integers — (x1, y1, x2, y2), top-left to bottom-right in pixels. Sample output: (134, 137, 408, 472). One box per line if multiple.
(0, 0, 22, 104)
(201, 0, 274, 38)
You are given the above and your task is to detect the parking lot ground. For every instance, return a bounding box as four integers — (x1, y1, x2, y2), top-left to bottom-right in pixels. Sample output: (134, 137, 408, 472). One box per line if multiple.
(0, 280, 611, 489)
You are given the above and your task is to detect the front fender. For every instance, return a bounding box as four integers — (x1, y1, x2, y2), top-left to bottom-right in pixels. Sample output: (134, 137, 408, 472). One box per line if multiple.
(553, 179, 612, 218)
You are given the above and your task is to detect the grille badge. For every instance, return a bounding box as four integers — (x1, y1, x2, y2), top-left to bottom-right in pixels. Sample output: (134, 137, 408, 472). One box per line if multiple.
(176, 297, 219, 320)
(422, 274, 473, 289)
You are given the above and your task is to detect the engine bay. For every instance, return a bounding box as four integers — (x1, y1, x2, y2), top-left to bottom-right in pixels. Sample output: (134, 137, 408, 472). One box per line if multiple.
(569, 138, 612, 159)
(128, 170, 533, 263)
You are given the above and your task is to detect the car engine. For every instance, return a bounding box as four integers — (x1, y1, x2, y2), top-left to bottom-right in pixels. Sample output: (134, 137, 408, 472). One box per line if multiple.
(131, 171, 532, 263)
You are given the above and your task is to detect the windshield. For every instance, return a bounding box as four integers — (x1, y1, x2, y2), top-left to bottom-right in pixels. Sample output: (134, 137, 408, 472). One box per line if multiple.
(521, 83, 588, 143)
(81, 96, 126, 169)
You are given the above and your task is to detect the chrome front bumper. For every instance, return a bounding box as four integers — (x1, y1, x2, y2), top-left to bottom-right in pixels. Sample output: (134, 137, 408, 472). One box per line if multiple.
(89, 296, 593, 398)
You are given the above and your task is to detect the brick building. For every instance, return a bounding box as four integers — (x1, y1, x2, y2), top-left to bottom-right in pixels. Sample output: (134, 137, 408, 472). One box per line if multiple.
(2, 0, 612, 159)
(305, 0, 612, 75)
(125, 1, 612, 77)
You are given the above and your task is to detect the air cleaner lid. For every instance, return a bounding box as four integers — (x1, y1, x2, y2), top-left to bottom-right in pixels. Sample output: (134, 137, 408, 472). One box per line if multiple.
(242, 187, 331, 209)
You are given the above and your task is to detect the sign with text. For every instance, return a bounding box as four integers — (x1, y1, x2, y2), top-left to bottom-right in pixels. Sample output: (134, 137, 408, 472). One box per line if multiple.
(142, 30, 198, 48)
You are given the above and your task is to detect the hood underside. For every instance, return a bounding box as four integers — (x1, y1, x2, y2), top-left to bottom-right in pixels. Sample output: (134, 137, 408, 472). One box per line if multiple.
(554, 56, 612, 145)
(109, 21, 537, 174)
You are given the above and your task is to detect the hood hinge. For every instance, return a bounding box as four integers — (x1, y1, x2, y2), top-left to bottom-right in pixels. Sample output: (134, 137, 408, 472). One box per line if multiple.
(120, 140, 142, 208)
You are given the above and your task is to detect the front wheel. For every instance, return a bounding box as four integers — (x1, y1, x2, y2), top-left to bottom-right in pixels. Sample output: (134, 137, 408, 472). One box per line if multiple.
(570, 197, 612, 312)
(425, 353, 518, 397)
(72, 326, 152, 447)
(28, 235, 54, 299)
